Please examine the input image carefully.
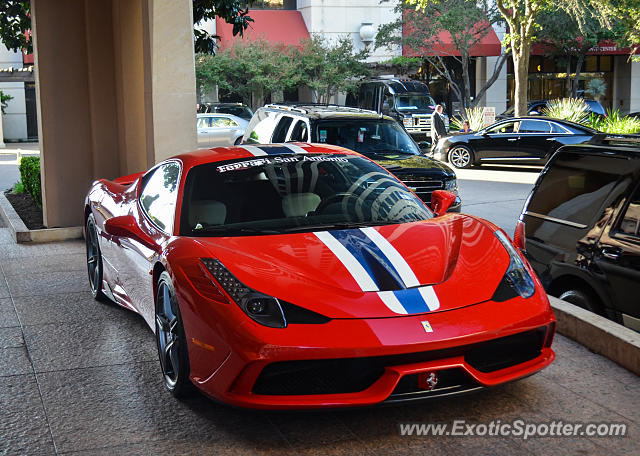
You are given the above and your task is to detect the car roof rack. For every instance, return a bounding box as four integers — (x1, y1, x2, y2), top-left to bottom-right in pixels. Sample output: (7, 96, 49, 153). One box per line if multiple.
(264, 103, 380, 116)
(587, 133, 640, 147)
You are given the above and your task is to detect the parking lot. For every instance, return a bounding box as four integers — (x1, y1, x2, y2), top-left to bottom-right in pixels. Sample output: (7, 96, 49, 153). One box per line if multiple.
(0, 165, 638, 456)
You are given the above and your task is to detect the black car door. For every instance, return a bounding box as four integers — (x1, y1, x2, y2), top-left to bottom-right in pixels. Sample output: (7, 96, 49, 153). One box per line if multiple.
(517, 119, 555, 161)
(593, 182, 640, 329)
(471, 120, 521, 160)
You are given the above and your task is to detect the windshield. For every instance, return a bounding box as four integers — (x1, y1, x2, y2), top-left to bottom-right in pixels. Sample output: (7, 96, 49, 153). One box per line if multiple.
(180, 154, 432, 236)
(395, 95, 436, 111)
(314, 120, 422, 156)
(215, 106, 253, 120)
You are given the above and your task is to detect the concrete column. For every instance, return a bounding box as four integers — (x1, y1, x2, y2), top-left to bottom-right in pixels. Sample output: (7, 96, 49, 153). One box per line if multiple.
(31, 0, 197, 227)
(480, 56, 507, 113)
(145, 0, 197, 163)
(31, 0, 96, 228)
(630, 61, 640, 113)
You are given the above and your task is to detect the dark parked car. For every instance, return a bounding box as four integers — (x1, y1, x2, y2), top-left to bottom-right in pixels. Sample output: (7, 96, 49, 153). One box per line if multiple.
(517, 137, 640, 331)
(197, 102, 254, 121)
(433, 117, 597, 168)
(347, 77, 448, 144)
(497, 99, 606, 120)
(243, 104, 461, 210)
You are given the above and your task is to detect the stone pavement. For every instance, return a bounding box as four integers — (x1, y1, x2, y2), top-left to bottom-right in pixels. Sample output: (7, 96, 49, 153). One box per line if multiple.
(0, 229, 638, 456)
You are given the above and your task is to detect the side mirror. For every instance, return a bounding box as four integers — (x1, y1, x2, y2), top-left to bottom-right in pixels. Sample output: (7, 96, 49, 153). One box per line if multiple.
(104, 214, 160, 252)
(417, 141, 430, 150)
(430, 190, 457, 215)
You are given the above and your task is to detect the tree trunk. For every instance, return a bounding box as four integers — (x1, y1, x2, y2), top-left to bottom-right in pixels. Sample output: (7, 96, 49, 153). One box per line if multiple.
(566, 56, 571, 97)
(572, 52, 585, 98)
(513, 49, 530, 117)
(461, 56, 471, 108)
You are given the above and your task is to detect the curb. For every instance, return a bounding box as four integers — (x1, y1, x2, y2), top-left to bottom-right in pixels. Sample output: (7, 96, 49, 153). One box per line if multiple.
(0, 192, 82, 243)
(550, 296, 640, 376)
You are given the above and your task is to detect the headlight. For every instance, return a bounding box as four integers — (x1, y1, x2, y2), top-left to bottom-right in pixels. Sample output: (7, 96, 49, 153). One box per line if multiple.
(200, 258, 330, 327)
(403, 117, 413, 128)
(444, 178, 458, 192)
(492, 231, 535, 301)
(201, 258, 287, 328)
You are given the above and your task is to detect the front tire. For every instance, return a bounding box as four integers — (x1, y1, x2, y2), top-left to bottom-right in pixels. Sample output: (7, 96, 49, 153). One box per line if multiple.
(85, 214, 106, 301)
(448, 145, 475, 169)
(155, 271, 192, 398)
(558, 288, 603, 315)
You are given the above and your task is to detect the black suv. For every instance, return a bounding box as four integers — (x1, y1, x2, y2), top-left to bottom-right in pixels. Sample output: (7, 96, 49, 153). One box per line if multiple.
(243, 104, 460, 210)
(518, 137, 640, 331)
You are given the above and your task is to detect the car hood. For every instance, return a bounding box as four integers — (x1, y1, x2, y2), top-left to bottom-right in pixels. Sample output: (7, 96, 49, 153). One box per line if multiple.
(196, 215, 510, 319)
(371, 154, 456, 178)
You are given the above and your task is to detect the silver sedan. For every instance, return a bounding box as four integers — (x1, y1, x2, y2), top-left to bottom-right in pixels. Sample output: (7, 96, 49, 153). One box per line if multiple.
(197, 113, 248, 147)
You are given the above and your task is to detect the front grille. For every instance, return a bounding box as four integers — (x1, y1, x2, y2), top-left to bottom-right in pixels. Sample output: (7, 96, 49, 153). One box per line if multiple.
(415, 116, 431, 127)
(399, 177, 444, 202)
(387, 368, 481, 402)
(251, 327, 549, 396)
(464, 327, 546, 373)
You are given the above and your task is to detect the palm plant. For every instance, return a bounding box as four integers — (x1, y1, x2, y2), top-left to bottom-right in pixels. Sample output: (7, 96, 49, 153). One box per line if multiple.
(450, 107, 484, 131)
(588, 108, 640, 134)
(585, 78, 607, 102)
(542, 98, 589, 124)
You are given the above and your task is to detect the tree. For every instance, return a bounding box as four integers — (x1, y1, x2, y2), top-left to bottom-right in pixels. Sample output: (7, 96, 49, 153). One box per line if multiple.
(535, 8, 621, 97)
(196, 40, 299, 108)
(377, 0, 508, 109)
(0, 1, 30, 53)
(0, 0, 253, 55)
(409, 0, 618, 116)
(192, 0, 253, 54)
(292, 36, 370, 103)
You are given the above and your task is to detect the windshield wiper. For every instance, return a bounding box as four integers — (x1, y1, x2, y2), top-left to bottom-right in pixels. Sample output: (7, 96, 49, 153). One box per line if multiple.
(193, 226, 281, 235)
(282, 221, 391, 233)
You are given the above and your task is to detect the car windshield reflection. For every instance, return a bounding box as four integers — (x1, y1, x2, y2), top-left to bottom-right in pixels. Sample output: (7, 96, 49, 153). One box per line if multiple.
(181, 154, 432, 236)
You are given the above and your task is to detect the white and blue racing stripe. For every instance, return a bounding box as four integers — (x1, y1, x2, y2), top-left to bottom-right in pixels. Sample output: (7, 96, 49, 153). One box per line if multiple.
(314, 228, 440, 314)
(240, 144, 308, 156)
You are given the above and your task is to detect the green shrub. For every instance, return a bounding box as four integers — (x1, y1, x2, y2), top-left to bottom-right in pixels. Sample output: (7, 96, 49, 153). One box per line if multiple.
(542, 98, 589, 124)
(19, 156, 41, 206)
(12, 181, 24, 194)
(450, 107, 485, 132)
(587, 108, 640, 134)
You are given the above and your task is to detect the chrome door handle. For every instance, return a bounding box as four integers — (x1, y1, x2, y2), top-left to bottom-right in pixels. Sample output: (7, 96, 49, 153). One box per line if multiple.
(546, 138, 556, 141)
(507, 138, 518, 141)
(601, 248, 620, 260)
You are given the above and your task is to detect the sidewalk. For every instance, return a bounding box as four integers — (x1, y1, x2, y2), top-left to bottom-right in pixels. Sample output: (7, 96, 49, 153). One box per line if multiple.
(0, 229, 638, 456)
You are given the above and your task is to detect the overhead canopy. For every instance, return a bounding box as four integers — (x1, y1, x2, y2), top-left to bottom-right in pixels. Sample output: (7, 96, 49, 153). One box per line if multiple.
(403, 25, 502, 57)
(532, 40, 639, 56)
(215, 10, 310, 49)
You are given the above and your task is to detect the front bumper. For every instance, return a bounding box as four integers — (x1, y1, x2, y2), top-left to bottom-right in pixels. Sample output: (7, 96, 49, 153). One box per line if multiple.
(190, 295, 555, 409)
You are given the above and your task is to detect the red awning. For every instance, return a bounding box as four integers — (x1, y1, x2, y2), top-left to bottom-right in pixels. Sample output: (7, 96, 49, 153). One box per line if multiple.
(403, 24, 502, 57)
(532, 40, 639, 56)
(215, 10, 310, 49)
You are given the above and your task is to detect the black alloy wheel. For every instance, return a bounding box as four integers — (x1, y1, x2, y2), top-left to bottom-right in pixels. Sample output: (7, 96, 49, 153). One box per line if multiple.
(155, 271, 192, 398)
(448, 145, 475, 169)
(85, 214, 106, 301)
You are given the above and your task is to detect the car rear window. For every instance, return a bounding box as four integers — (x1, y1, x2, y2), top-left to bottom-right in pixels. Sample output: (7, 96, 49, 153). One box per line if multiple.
(527, 152, 624, 226)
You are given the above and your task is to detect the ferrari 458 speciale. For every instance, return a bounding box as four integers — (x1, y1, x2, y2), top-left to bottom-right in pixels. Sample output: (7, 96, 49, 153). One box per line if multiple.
(84, 142, 555, 409)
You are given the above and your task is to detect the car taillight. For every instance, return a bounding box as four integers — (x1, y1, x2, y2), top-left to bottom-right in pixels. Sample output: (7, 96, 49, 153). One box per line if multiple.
(514, 220, 526, 251)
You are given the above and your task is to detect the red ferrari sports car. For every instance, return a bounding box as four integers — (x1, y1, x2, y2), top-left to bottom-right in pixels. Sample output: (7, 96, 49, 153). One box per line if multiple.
(84, 143, 555, 409)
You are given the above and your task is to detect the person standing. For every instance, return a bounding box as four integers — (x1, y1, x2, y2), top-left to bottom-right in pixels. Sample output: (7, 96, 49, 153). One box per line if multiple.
(430, 104, 446, 153)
